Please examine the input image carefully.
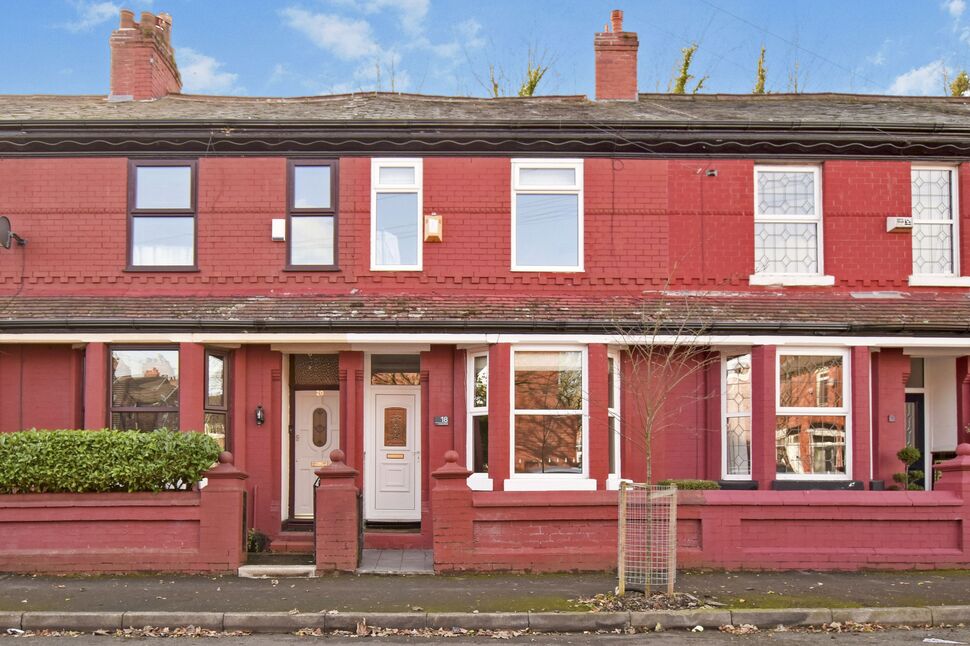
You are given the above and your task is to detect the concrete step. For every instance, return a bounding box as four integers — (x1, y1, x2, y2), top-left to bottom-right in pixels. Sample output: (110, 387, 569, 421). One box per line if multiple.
(237, 564, 316, 579)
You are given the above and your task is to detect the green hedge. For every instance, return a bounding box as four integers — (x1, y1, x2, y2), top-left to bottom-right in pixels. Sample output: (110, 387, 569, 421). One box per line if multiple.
(657, 479, 721, 490)
(0, 429, 221, 494)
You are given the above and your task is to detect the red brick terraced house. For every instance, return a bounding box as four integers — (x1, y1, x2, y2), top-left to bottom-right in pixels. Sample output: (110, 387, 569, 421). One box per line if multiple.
(3, 8, 970, 573)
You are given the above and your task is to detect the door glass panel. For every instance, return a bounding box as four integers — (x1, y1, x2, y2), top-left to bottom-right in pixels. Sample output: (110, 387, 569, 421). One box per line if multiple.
(312, 408, 328, 447)
(384, 407, 407, 447)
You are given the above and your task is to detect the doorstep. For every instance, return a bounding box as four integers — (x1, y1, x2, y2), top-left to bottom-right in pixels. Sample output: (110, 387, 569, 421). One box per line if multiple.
(357, 549, 434, 575)
(237, 564, 316, 579)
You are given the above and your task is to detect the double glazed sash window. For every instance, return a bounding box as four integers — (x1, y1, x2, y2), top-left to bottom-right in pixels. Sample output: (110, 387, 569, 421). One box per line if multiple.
(371, 159, 422, 270)
(911, 167, 958, 277)
(775, 349, 850, 478)
(753, 166, 823, 278)
(289, 161, 338, 269)
(512, 349, 586, 476)
(129, 162, 196, 269)
(110, 347, 180, 432)
(511, 159, 584, 271)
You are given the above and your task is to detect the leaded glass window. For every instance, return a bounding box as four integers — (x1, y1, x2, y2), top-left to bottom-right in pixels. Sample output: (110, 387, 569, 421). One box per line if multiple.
(754, 167, 822, 276)
(723, 353, 752, 478)
(912, 167, 957, 276)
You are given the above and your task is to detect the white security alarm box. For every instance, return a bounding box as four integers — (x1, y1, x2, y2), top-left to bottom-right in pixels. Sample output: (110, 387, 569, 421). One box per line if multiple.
(271, 219, 286, 241)
(886, 216, 913, 232)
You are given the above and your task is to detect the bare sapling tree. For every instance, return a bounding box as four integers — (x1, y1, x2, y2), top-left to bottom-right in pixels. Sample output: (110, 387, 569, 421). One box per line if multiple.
(613, 291, 721, 484)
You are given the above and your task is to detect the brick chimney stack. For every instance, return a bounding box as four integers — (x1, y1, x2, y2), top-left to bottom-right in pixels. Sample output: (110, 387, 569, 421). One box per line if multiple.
(594, 9, 638, 101)
(109, 9, 181, 101)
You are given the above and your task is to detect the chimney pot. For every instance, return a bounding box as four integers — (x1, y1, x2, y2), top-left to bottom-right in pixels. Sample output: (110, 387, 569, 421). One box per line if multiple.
(140, 11, 156, 28)
(611, 9, 623, 32)
(119, 9, 134, 28)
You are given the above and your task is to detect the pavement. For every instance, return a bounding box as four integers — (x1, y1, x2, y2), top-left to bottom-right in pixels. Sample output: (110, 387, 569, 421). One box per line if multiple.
(0, 569, 968, 634)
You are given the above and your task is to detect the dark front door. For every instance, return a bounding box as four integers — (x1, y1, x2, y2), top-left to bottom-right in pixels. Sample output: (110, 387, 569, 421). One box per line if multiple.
(904, 393, 927, 489)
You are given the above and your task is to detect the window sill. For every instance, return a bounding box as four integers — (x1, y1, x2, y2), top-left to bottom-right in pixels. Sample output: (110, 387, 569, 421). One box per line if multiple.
(284, 265, 340, 272)
(503, 477, 597, 492)
(370, 266, 423, 272)
(510, 267, 585, 273)
(124, 267, 200, 273)
(908, 275, 970, 287)
(606, 474, 627, 491)
(748, 274, 835, 287)
(468, 473, 493, 491)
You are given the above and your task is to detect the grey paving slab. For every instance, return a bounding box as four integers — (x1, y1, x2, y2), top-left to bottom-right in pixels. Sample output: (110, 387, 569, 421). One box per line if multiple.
(529, 611, 629, 632)
(731, 608, 833, 627)
(427, 612, 530, 630)
(832, 607, 933, 625)
(326, 612, 428, 630)
(932, 605, 970, 625)
(0, 612, 23, 630)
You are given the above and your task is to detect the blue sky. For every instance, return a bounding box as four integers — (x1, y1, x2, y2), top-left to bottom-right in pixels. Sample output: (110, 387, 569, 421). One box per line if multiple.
(2, 0, 970, 97)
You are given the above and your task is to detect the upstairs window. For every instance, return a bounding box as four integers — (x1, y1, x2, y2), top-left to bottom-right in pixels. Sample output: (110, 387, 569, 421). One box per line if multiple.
(911, 167, 958, 277)
(371, 159, 422, 271)
(288, 160, 338, 269)
(512, 159, 584, 271)
(753, 166, 827, 282)
(776, 349, 850, 479)
(128, 161, 196, 269)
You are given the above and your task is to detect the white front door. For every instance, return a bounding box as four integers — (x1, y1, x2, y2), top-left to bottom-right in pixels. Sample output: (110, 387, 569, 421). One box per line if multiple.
(366, 389, 421, 521)
(292, 390, 339, 518)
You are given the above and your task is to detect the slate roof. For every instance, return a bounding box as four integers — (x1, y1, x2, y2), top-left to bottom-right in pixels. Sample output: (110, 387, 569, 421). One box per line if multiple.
(0, 292, 968, 335)
(3, 92, 970, 127)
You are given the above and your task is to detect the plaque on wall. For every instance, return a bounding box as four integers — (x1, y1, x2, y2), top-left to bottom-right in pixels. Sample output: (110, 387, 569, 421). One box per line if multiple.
(384, 407, 407, 447)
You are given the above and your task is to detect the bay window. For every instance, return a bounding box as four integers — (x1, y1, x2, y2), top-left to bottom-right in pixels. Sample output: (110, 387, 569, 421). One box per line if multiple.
(110, 347, 180, 432)
(722, 353, 752, 479)
(509, 347, 592, 490)
(128, 161, 196, 269)
(511, 159, 583, 271)
(371, 158, 422, 271)
(775, 349, 850, 478)
(205, 350, 230, 450)
(467, 351, 491, 490)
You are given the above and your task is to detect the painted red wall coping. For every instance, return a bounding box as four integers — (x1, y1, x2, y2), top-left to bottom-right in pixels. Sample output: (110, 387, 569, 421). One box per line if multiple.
(0, 459, 248, 574)
(314, 450, 361, 572)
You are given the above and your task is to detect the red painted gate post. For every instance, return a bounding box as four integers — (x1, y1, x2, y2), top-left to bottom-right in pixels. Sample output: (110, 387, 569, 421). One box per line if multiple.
(431, 450, 473, 572)
(199, 451, 249, 571)
(314, 449, 360, 572)
(935, 443, 970, 564)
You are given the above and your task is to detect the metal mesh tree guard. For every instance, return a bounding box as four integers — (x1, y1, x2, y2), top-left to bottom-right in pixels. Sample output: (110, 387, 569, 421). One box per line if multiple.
(617, 482, 677, 595)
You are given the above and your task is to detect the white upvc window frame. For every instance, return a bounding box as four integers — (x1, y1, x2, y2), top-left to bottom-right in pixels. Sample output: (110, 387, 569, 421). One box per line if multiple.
(606, 350, 623, 490)
(908, 165, 970, 286)
(510, 158, 585, 273)
(466, 348, 493, 491)
(505, 344, 595, 491)
(370, 158, 423, 271)
(721, 351, 753, 481)
(750, 164, 834, 287)
(775, 346, 852, 481)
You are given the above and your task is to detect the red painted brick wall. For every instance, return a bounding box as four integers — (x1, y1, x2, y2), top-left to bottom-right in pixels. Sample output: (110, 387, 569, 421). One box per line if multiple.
(0, 458, 247, 574)
(431, 447, 970, 572)
(1, 157, 963, 296)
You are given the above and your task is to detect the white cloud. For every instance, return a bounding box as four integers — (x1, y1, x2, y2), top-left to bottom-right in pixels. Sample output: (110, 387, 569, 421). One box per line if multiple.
(887, 59, 949, 95)
(62, 1, 119, 32)
(325, 0, 429, 35)
(281, 7, 380, 60)
(179, 47, 244, 94)
(944, 0, 966, 18)
(866, 39, 890, 66)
